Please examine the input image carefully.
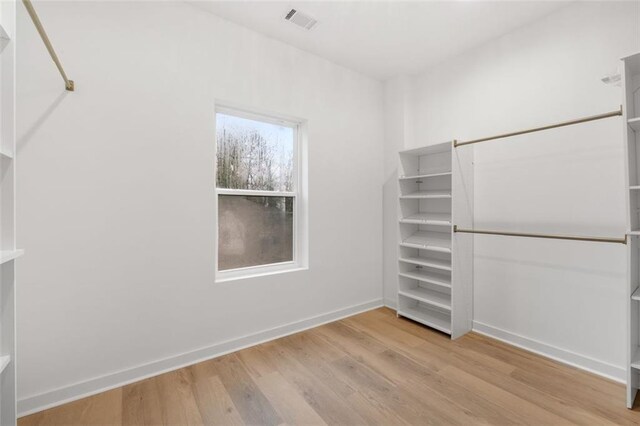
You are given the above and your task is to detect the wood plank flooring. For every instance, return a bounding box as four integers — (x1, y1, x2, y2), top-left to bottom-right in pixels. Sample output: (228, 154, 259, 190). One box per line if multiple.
(19, 307, 640, 425)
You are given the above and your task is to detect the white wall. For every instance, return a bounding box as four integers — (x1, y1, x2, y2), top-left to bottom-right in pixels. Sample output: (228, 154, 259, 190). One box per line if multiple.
(382, 76, 414, 308)
(16, 1, 384, 414)
(383, 1, 639, 380)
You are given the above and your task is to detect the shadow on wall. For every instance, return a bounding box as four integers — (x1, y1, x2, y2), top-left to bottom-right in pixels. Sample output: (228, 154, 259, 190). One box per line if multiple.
(382, 167, 399, 306)
(18, 90, 70, 151)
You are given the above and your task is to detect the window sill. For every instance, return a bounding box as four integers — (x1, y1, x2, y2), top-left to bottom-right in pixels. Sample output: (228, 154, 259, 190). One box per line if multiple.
(215, 265, 308, 283)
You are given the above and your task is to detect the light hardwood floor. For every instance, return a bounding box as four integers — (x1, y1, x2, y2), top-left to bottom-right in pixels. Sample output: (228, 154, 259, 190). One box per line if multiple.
(19, 307, 640, 425)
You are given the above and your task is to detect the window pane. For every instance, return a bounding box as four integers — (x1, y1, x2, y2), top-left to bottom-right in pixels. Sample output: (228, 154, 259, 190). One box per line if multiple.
(216, 113, 294, 192)
(218, 195, 293, 270)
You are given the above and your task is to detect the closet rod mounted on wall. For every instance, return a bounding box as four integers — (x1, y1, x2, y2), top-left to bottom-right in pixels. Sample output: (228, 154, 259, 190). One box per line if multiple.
(22, 0, 74, 91)
(453, 107, 622, 147)
(453, 225, 627, 245)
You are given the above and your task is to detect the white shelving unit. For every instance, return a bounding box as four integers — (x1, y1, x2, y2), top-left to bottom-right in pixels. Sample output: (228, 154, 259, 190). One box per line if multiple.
(399, 190, 452, 199)
(0, 355, 9, 376)
(623, 51, 640, 409)
(0, 1, 18, 424)
(0, 250, 23, 266)
(397, 142, 473, 339)
(399, 212, 451, 226)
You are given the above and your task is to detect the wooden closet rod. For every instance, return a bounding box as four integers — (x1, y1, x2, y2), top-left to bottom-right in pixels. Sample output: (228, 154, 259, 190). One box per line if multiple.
(453, 225, 627, 244)
(22, 0, 74, 91)
(453, 106, 622, 147)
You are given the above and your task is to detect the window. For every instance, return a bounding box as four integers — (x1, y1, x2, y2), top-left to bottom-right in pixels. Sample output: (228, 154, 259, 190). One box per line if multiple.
(215, 106, 306, 281)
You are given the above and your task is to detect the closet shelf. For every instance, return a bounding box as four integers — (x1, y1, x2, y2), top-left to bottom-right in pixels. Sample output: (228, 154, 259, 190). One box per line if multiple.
(399, 287, 451, 311)
(399, 213, 451, 226)
(399, 171, 451, 180)
(399, 143, 452, 156)
(632, 347, 640, 370)
(630, 186, 640, 190)
(632, 287, 640, 301)
(399, 256, 451, 271)
(629, 117, 640, 132)
(0, 250, 24, 265)
(398, 305, 451, 334)
(629, 230, 640, 236)
(400, 190, 452, 199)
(400, 231, 451, 252)
(0, 24, 8, 55)
(0, 356, 9, 375)
(399, 270, 451, 289)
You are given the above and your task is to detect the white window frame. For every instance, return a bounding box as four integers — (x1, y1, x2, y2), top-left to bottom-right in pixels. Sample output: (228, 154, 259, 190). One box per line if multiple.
(214, 103, 308, 282)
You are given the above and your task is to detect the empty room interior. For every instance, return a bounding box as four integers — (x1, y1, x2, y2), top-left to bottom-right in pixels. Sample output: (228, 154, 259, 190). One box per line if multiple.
(0, 0, 639, 424)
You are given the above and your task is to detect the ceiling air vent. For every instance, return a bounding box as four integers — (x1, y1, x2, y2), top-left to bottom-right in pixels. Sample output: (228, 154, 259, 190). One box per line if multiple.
(284, 9, 317, 30)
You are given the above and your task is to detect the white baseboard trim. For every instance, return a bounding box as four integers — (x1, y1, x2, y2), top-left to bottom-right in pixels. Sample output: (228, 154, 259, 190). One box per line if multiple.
(472, 320, 625, 383)
(383, 297, 397, 309)
(18, 299, 384, 417)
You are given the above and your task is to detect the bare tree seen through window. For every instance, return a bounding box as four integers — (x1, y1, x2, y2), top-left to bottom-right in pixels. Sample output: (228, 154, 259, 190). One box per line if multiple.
(216, 113, 295, 271)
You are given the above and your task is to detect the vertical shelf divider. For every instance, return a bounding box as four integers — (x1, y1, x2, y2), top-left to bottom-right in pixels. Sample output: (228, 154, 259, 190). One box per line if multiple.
(0, 1, 19, 424)
(623, 51, 640, 409)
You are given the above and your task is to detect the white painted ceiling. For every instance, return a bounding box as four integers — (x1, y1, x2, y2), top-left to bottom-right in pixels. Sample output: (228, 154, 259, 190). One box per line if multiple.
(194, 1, 571, 80)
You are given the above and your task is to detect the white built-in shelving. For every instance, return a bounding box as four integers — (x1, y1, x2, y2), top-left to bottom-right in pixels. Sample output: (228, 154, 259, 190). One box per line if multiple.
(399, 212, 452, 226)
(623, 51, 640, 409)
(0, 355, 9, 375)
(399, 256, 452, 271)
(399, 269, 451, 289)
(398, 303, 452, 335)
(0, 250, 23, 266)
(0, 23, 9, 55)
(399, 171, 452, 180)
(399, 190, 452, 199)
(0, 2, 19, 424)
(399, 286, 451, 311)
(396, 142, 473, 339)
(399, 230, 451, 252)
(632, 347, 640, 370)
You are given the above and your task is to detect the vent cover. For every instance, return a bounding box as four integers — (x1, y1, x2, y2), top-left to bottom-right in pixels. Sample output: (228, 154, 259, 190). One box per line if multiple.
(284, 9, 317, 30)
